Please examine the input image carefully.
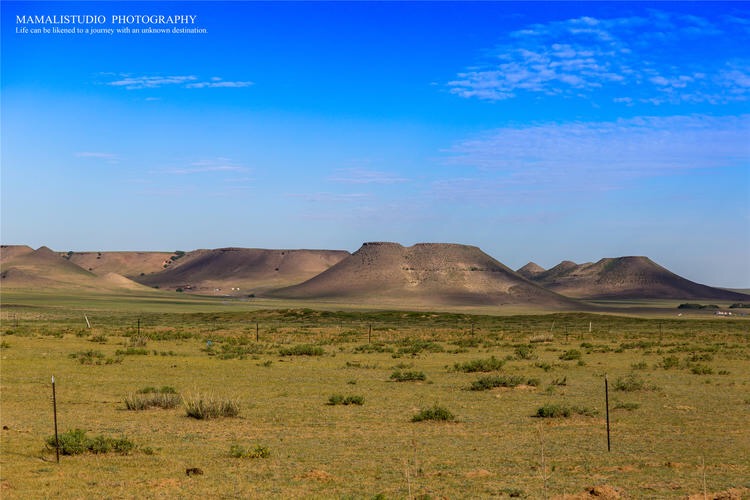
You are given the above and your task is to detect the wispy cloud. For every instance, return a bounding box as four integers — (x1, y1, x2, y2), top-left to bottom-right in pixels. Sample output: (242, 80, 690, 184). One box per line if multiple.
(161, 158, 249, 175)
(103, 74, 252, 90)
(440, 114, 749, 200)
(285, 192, 371, 203)
(185, 77, 253, 89)
(75, 151, 120, 165)
(448, 11, 750, 105)
(328, 168, 408, 184)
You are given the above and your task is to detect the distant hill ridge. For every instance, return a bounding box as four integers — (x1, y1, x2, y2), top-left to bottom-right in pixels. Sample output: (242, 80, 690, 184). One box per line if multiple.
(270, 242, 581, 308)
(133, 247, 350, 294)
(2, 244, 747, 304)
(0, 246, 151, 291)
(521, 256, 749, 301)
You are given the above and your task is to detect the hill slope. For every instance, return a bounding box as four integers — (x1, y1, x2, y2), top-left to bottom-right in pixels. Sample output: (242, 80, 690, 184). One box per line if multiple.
(134, 247, 350, 294)
(269, 242, 582, 308)
(526, 256, 750, 300)
(65, 251, 176, 277)
(516, 262, 546, 280)
(0, 247, 151, 292)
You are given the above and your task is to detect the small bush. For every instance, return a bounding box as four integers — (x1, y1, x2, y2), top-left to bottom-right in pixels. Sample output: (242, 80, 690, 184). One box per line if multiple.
(229, 444, 270, 459)
(612, 374, 654, 392)
(390, 370, 426, 382)
(89, 334, 108, 343)
(660, 355, 681, 370)
(184, 394, 240, 419)
(69, 350, 105, 364)
(452, 356, 505, 373)
(631, 361, 649, 370)
(115, 347, 149, 356)
(514, 344, 536, 360)
(536, 403, 571, 418)
(690, 364, 713, 375)
(469, 375, 539, 391)
(559, 349, 582, 361)
(412, 405, 455, 422)
(327, 394, 364, 406)
(279, 344, 325, 356)
(535, 361, 553, 372)
(46, 429, 136, 455)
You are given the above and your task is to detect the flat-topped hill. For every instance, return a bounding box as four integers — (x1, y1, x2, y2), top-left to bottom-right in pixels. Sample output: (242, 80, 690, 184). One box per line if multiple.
(269, 242, 581, 308)
(133, 247, 350, 294)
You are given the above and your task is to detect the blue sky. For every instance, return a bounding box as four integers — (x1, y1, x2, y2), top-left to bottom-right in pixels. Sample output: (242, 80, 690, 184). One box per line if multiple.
(2, 1, 749, 287)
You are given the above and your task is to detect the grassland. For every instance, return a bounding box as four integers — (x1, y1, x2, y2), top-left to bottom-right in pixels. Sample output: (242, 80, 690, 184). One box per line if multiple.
(1, 291, 749, 498)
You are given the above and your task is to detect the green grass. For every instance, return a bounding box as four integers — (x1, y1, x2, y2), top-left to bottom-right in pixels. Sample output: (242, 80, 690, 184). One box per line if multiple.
(1, 294, 749, 498)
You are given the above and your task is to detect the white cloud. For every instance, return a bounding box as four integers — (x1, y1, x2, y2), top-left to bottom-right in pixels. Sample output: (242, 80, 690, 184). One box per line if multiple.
(104, 74, 252, 90)
(448, 11, 749, 105)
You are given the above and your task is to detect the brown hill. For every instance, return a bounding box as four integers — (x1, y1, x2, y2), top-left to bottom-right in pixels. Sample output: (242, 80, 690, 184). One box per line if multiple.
(516, 262, 546, 280)
(0, 245, 34, 264)
(0, 246, 152, 292)
(134, 247, 350, 294)
(527, 256, 750, 300)
(269, 242, 582, 308)
(65, 251, 175, 277)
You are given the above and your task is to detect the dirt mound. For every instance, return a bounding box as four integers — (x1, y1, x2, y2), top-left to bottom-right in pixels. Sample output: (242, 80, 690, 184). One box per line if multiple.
(270, 242, 582, 308)
(516, 262, 546, 279)
(134, 247, 349, 294)
(66, 251, 174, 277)
(553, 484, 626, 499)
(96, 272, 153, 291)
(526, 256, 750, 301)
(685, 487, 748, 499)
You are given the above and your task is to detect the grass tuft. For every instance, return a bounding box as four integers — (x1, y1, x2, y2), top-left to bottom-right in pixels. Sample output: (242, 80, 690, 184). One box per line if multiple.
(390, 370, 426, 382)
(327, 394, 364, 406)
(469, 375, 539, 391)
(411, 405, 455, 422)
(183, 394, 240, 419)
(451, 356, 504, 373)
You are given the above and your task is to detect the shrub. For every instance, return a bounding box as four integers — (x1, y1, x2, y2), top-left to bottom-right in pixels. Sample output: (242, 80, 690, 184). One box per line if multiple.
(535, 361, 553, 372)
(612, 374, 653, 392)
(46, 429, 136, 455)
(412, 405, 455, 422)
(536, 403, 571, 418)
(452, 356, 504, 373)
(559, 349, 582, 361)
(184, 394, 240, 419)
(279, 344, 325, 356)
(396, 340, 444, 356)
(514, 344, 536, 360)
(390, 370, 426, 382)
(469, 375, 539, 391)
(327, 394, 364, 406)
(660, 355, 681, 370)
(690, 364, 714, 375)
(631, 361, 648, 370)
(229, 444, 270, 459)
(115, 347, 149, 356)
